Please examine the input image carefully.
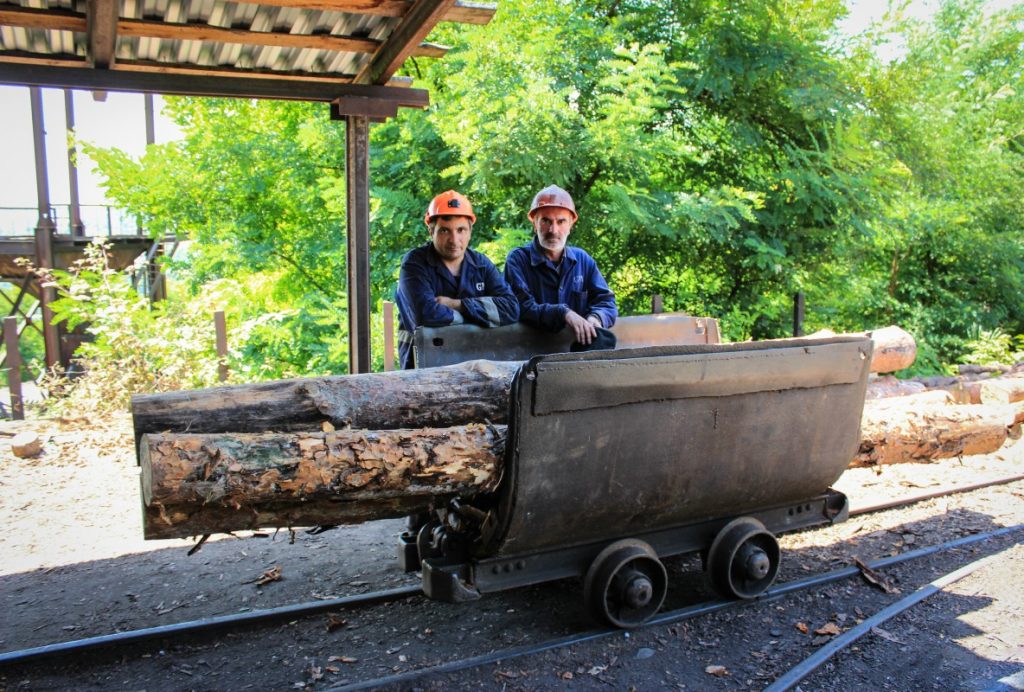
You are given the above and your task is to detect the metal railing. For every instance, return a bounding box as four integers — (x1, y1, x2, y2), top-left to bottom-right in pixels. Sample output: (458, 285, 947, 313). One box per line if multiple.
(0, 205, 145, 237)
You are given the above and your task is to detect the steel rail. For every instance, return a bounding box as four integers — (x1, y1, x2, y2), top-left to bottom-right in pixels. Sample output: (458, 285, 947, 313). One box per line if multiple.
(0, 584, 421, 667)
(332, 524, 1023, 691)
(849, 473, 1024, 517)
(763, 550, 1006, 691)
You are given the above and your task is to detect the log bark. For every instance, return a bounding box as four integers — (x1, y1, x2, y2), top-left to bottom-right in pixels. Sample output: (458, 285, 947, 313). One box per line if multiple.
(131, 359, 520, 443)
(142, 425, 506, 539)
(853, 399, 1024, 468)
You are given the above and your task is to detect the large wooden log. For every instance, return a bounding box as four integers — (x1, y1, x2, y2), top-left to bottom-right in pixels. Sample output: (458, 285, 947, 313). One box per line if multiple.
(979, 376, 1024, 405)
(141, 425, 506, 539)
(853, 398, 1024, 467)
(132, 328, 912, 448)
(131, 359, 521, 443)
(806, 325, 916, 374)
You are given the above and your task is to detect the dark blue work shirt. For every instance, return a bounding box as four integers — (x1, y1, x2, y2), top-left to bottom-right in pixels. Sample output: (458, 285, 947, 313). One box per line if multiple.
(504, 240, 617, 332)
(396, 243, 519, 369)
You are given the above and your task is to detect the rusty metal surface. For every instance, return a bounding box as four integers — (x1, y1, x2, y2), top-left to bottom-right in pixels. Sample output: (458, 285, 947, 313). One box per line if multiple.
(414, 312, 720, 368)
(489, 335, 872, 557)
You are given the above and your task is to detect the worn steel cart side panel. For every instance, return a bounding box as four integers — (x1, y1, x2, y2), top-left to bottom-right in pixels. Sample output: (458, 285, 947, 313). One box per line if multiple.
(420, 335, 873, 603)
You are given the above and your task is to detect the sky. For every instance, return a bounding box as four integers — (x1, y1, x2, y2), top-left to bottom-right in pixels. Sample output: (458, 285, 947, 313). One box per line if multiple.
(0, 87, 181, 232)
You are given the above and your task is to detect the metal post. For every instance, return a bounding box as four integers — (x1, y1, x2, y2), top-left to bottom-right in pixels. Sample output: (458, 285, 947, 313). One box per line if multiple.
(30, 87, 62, 370)
(651, 294, 664, 314)
(214, 310, 228, 382)
(144, 93, 156, 146)
(4, 317, 24, 420)
(382, 300, 395, 371)
(345, 115, 371, 374)
(29, 87, 57, 236)
(793, 292, 805, 337)
(64, 89, 85, 236)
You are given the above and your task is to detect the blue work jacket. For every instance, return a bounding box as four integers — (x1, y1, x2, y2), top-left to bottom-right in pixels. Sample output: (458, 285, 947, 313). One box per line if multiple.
(396, 243, 519, 369)
(504, 240, 617, 333)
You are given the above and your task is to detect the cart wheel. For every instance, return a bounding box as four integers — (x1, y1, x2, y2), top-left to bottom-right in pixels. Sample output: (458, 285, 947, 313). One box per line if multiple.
(706, 517, 780, 599)
(583, 539, 667, 628)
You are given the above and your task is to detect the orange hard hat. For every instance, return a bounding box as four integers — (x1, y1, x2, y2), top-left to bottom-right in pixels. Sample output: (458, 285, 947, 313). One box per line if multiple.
(424, 190, 476, 226)
(528, 185, 577, 221)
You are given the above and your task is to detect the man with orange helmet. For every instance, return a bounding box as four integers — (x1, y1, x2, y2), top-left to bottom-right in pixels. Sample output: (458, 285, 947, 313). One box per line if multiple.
(395, 190, 519, 369)
(504, 185, 617, 348)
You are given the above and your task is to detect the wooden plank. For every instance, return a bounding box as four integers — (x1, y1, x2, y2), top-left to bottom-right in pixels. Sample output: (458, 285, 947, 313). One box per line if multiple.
(228, 0, 495, 24)
(353, 0, 456, 85)
(0, 8, 447, 58)
(3, 317, 24, 420)
(86, 0, 118, 68)
(383, 300, 395, 371)
(0, 62, 430, 105)
(0, 7, 86, 32)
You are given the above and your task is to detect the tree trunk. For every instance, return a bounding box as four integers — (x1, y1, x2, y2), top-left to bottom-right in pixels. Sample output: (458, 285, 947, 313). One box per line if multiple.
(853, 399, 1024, 468)
(131, 359, 521, 443)
(141, 425, 506, 539)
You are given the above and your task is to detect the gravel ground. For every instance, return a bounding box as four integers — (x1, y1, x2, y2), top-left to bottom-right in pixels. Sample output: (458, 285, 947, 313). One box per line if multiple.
(0, 414, 1022, 691)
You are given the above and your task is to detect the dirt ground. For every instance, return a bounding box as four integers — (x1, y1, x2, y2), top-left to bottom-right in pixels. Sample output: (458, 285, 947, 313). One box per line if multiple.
(0, 414, 1022, 691)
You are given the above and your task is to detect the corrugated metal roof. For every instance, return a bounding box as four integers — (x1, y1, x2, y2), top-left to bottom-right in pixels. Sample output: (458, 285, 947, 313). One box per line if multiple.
(0, 0, 495, 98)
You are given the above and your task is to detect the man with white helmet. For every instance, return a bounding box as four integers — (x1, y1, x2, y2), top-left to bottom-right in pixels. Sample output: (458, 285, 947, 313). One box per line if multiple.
(395, 190, 519, 369)
(504, 185, 617, 349)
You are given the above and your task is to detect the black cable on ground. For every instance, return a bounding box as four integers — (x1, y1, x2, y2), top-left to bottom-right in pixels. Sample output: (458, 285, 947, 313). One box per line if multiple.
(332, 524, 1022, 691)
(763, 549, 1008, 692)
(0, 585, 422, 667)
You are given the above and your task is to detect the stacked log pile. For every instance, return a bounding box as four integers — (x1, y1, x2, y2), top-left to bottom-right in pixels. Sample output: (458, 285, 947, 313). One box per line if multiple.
(134, 328, 1023, 538)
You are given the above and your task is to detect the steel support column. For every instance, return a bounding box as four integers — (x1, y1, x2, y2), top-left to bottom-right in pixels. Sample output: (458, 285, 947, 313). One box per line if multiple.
(64, 89, 85, 236)
(345, 115, 371, 374)
(30, 86, 62, 370)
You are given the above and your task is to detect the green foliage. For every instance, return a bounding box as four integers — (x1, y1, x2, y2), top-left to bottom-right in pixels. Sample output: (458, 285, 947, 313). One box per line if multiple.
(961, 327, 1024, 366)
(41, 241, 224, 413)
(75, 0, 1024, 393)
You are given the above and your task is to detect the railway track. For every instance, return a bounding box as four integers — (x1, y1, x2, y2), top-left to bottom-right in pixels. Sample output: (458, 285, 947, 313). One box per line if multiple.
(332, 524, 1022, 691)
(2, 474, 1022, 680)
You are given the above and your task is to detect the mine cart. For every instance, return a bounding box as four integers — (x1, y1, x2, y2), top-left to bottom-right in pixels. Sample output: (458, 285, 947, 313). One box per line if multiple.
(401, 325, 872, 627)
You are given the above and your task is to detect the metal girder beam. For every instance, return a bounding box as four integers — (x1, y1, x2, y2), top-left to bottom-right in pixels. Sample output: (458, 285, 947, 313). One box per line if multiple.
(0, 62, 430, 105)
(353, 0, 456, 85)
(86, 0, 119, 68)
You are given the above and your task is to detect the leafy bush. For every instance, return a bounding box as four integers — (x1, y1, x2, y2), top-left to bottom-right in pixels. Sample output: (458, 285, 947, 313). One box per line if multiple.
(39, 241, 225, 414)
(961, 327, 1024, 367)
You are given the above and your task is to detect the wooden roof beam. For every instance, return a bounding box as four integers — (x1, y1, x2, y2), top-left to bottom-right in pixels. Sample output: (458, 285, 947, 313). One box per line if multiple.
(353, 0, 455, 85)
(229, 0, 495, 25)
(86, 0, 118, 68)
(0, 7, 448, 58)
